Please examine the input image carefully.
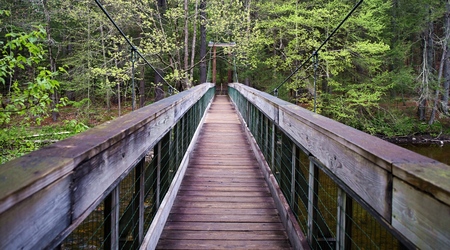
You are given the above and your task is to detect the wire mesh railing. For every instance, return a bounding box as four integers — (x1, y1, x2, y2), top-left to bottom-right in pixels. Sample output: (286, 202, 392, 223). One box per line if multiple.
(229, 86, 405, 250)
(60, 86, 214, 250)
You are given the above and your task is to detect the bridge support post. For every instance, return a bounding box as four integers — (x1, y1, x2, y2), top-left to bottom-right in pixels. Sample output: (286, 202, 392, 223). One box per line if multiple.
(290, 144, 297, 208)
(133, 159, 145, 248)
(264, 117, 269, 162)
(271, 123, 276, 173)
(307, 161, 319, 246)
(337, 188, 352, 250)
(104, 187, 120, 250)
(156, 141, 162, 209)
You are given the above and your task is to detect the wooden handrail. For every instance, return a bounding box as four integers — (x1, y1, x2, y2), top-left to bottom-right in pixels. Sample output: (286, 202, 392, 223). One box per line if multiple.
(229, 82, 450, 249)
(0, 83, 214, 249)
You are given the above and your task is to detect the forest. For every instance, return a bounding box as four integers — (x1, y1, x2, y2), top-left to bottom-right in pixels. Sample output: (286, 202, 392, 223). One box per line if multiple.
(1, 0, 449, 163)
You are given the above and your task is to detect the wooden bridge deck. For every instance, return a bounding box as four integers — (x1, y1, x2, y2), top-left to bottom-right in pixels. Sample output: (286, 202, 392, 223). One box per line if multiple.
(156, 95, 292, 249)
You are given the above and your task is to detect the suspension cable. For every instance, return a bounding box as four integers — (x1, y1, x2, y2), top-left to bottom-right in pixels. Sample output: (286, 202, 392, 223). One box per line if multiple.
(94, 0, 178, 94)
(273, 0, 363, 96)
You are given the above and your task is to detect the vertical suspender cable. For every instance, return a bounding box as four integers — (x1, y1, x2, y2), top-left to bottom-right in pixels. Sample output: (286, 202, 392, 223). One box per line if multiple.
(313, 51, 318, 113)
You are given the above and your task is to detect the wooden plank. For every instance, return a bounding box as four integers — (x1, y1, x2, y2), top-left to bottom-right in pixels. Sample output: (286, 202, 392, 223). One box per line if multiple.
(186, 164, 259, 170)
(392, 178, 450, 249)
(188, 160, 258, 165)
(183, 172, 266, 179)
(161, 222, 287, 231)
(173, 195, 277, 203)
(178, 185, 271, 193)
(181, 176, 264, 183)
(171, 189, 268, 199)
(180, 181, 264, 188)
(160, 230, 289, 240)
(184, 168, 262, 175)
(169, 207, 280, 215)
(156, 239, 292, 250)
(167, 214, 283, 223)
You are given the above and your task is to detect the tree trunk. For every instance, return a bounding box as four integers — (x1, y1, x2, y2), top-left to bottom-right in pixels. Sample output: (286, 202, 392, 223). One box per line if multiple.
(157, 0, 167, 12)
(199, 0, 207, 83)
(190, 0, 200, 83)
(430, 1, 450, 124)
(42, 0, 59, 122)
(100, 25, 111, 110)
(444, 53, 450, 115)
(429, 42, 447, 124)
(418, 7, 434, 121)
(183, 0, 191, 89)
(243, 0, 252, 86)
(443, 0, 450, 115)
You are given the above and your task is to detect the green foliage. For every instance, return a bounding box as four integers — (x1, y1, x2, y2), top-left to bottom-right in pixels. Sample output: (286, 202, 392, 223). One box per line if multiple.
(250, 0, 396, 134)
(0, 23, 67, 126)
(63, 119, 89, 134)
(357, 108, 446, 138)
(0, 120, 88, 164)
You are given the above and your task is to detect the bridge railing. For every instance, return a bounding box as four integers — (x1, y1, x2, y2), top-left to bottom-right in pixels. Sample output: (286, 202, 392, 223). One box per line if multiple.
(229, 83, 450, 250)
(0, 83, 215, 249)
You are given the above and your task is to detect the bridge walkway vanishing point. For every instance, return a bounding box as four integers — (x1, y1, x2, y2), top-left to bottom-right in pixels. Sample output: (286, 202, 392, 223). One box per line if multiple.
(156, 95, 293, 249)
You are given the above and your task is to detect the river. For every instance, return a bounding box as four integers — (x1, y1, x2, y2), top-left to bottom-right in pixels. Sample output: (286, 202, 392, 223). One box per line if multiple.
(401, 143, 450, 165)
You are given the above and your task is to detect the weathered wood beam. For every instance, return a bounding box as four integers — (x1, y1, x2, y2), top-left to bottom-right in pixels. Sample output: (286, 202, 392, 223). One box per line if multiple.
(0, 83, 214, 250)
(229, 82, 450, 249)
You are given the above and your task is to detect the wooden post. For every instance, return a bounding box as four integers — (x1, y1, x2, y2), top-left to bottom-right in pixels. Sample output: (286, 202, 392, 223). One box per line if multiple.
(337, 188, 352, 250)
(280, 133, 292, 200)
(271, 123, 276, 172)
(265, 117, 269, 159)
(290, 144, 297, 208)
(132, 159, 145, 248)
(208, 42, 236, 85)
(104, 187, 119, 250)
(159, 133, 171, 199)
(145, 150, 158, 218)
(175, 122, 181, 167)
(156, 141, 162, 209)
(308, 161, 319, 247)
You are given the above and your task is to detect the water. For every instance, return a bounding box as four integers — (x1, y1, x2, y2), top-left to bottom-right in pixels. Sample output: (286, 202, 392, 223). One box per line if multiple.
(401, 143, 450, 165)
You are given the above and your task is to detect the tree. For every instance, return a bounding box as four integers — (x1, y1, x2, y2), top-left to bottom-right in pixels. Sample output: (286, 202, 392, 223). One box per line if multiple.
(199, 0, 207, 83)
(444, 1, 450, 115)
(0, 15, 66, 126)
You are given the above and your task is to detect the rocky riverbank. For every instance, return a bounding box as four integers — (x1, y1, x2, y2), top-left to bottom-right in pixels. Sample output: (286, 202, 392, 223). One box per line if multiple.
(379, 134, 450, 146)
